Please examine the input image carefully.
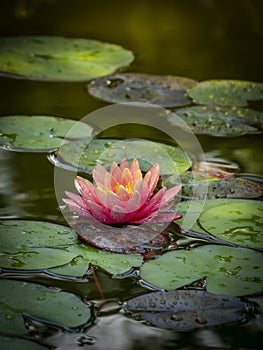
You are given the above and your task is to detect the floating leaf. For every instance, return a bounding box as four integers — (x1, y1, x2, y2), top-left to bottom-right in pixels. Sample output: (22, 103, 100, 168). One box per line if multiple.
(140, 245, 263, 295)
(169, 106, 261, 136)
(0, 36, 134, 81)
(71, 219, 168, 254)
(199, 199, 263, 249)
(0, 279, 91, 333)
(52, 138, 191, 175)
(182, 177, 263, 199)
(0, 115, 93, 152)
(88, 73, 197, 107)
(51, 242, 143, 275)
(125, 290, 250, 330)
(0, 220, 143, 274)
(187, 80, 263, 106)
(0, 337, 48, 350)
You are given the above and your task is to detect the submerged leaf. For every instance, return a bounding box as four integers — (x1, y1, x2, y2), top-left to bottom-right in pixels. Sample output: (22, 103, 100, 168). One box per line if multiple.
(0, 36, 134, 81)
(140, 245, 263, 295)
(0, 115, 93, 152)
(0, 337, 48, 350)
(52, 138, 191, 175)
(170, 106, 261, 136)
(0, 279, 91, 333)
(88, 73, 197, 107)
(182, 177, 263, 199)
(187, 80, 263, 106)
(125, 290, 250, 330)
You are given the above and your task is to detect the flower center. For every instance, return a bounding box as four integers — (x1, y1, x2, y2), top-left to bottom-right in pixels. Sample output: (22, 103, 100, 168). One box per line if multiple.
(116, 181, 133, 195)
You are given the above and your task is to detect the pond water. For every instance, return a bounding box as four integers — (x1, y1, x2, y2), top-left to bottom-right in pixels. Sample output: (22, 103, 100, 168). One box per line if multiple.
(0, 0, 263, 349)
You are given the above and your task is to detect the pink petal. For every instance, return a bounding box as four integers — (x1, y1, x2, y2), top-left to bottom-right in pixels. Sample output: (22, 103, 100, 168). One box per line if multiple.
(119, 158, 130, 171)
(64, 191, 85, 207)
(62, 198, 93, 218)
(92, 163, 108, 186)
(132, 179, 149, 206)
(110, 162, 122, 183)
(104, 171, 118, 192)
(130, 159, 142, 182)
(135, 187, 166, 219)
(110, 205, 129, 223)
(144, 163, 160, 198)
(160, 185, 181, 207)
(126, 191, 141, 212)
(85, 199, 111, 223)
(107, 190, 123, 210)
(117, 184, 131, 201)
(75, 176, 99, 204)
(133, 212, 182, 224)
(120, 167, 133, 187)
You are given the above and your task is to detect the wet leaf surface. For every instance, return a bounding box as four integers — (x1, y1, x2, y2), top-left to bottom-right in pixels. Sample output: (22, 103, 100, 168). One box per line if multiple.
(0, 115, 93, 152)
(187, 80, 263, 106)
(182, 177, 263, 199)
(72, 219, 168, 254)
(0, 337, 48, 350)
(0, 279, 91, 333)
(125, 290, 250, 330)
(140, 245, 263, 295)
(199, 199, 263, 249)
(52, 138, 191, 174)
(0, 220, 143, 274)
(0, 36, 134, 81)
(88, 73, 197, 106)
(169, 106, 261, 136)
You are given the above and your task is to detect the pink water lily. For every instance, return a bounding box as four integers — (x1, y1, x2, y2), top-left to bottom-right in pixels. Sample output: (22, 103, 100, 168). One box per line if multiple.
(63, 159, 181, 225)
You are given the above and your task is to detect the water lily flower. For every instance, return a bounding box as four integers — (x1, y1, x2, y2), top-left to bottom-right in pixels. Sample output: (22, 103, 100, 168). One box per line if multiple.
(63, 159, 181, 225)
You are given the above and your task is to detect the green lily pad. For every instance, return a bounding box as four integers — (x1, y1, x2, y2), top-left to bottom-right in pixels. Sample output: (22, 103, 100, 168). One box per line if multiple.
(187, 80, 263, 106)
(182, 177, 263, 199)
(0, 36, 134, 81)
(169, 106, 261, 136)
(88, 73, 197, 107)
(140, 245, 263, 295)
(51, 243, 143, 276)
(0, 337, 48, 350)
(125, 290, 250, 330)
(0, 279, 91, 333)
(0, 220, 143, 274)
(0, 115, 93, 152)
(199, 200, 263, 249)
(53, 138, 191, 175)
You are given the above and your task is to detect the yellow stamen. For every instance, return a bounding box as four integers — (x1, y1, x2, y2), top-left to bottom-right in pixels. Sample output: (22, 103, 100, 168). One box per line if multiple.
(116, 181, 133, 195)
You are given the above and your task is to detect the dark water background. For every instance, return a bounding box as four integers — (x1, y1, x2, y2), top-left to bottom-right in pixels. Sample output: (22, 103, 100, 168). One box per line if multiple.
(0, 0, 263, 349)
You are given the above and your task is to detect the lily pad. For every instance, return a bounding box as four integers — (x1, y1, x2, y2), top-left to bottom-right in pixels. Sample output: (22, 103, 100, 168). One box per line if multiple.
(187, 80, 263, 106)
(0, 36, 134, 81)
(199, 200, 263, 249)
(70, 219, 168, 254)
(0, 337, 48, 350)
(0, 115, 93, 152)
(182, 177, 263, 199)
(140, 245, 263, 295)
(88, 73, 197, 107)
(170, 106, 261, 136)
(125, 290, 250, 330)
(0, 220, 143, 274)
(0, 279, 91, 333)
(52, 138, 191, 175)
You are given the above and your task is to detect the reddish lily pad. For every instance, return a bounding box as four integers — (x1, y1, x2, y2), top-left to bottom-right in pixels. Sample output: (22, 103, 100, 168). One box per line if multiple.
(187, 80, 263, 106)
(182, 177, 263, 199)
(169, 106, 261, 136)
(125, 290, 251, 330)
(88, 73, 197, 107)
(71, 219, 169, 254)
